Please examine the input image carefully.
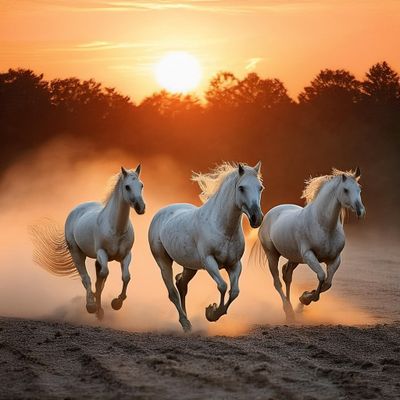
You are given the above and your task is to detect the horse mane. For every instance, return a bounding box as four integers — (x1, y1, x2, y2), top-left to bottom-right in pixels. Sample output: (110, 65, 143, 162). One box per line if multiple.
(191, 162, 261, 203)
(103, 173, 123, 204)
(301, 168, 357, 205)
(301, 168, 357, 224)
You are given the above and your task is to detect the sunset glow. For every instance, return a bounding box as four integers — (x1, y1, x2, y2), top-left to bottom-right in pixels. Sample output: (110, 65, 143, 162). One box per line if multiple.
(1, 1, 399, 101)
(155, 52, 202, 93)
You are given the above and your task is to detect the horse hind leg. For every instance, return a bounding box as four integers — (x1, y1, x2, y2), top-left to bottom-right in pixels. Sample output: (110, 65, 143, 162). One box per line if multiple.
(264, 246, 295, 322)
(282, 261, 298, 303)
(69, 243, 96, 314)
(175, 268, 197, 315)
(152, 244, 191, 332)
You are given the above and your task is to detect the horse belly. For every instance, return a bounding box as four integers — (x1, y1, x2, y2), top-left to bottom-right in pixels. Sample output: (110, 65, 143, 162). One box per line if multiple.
(160, 218, 202, 269)
(270, 218, 303, 262)
(164, 237, 202, 269)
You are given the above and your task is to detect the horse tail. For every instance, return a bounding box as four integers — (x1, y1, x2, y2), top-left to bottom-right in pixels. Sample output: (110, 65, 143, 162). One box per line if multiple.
(29, 219, 78, 278)
(248, 234, 269, 271)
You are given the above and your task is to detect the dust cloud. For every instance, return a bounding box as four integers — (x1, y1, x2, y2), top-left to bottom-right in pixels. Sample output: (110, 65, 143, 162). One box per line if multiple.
(0, 138, 382, 336)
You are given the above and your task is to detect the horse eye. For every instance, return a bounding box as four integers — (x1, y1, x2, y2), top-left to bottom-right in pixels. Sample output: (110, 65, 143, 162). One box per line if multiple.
(259, 186, 263, 192)
(344, 188, 349, 194)
(125, 185, 131, 191)
(238, 186, 244, 192)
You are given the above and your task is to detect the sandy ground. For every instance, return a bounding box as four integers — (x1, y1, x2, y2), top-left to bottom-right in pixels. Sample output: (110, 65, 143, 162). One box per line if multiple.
(1, 317, 400, 400)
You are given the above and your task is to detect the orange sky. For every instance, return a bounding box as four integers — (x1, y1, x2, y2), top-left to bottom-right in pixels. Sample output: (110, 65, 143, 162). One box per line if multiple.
(1, 0, 400, 102)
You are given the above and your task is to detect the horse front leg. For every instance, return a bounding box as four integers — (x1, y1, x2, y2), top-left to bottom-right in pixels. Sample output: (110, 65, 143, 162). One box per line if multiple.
(223, 261, 242, 314)
(203, 256, 228, 322)
(300, 249, 326, 305)
(111, 252, 131, 311)
(95, 249, 109, 320)
(321, 256, 341, 293)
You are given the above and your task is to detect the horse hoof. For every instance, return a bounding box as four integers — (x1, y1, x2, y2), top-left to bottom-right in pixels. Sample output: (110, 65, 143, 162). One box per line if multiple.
(111, 298, 123, 310)
(96, 308, 104, 320)
(180, 319, 192, 333)
(86, 303, 97, 314)
(284, 305, 295, 322)
(205, 303, 219, 322)
(299, 293, 313, 306)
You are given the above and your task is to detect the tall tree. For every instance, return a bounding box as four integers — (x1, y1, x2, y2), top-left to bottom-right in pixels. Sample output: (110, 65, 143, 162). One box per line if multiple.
(298, 69, 361, 105)
(237, 73, 292, 109)
(362, 61, 400, 105)
(205, 72, 240, 108)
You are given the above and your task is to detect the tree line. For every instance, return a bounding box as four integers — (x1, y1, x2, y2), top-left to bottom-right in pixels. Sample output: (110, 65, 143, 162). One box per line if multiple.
(0, 62, 399, 224)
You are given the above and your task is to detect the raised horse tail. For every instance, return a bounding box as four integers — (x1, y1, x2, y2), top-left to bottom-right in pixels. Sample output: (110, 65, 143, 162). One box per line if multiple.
(248, 234, 269, 271)
(29, 219, 78, 278)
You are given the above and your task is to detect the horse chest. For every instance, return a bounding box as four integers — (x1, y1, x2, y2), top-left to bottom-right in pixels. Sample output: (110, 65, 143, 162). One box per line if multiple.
(213, 239, 244, 267)
(312, 233, 344, 263)
(99, 231, 133, 261)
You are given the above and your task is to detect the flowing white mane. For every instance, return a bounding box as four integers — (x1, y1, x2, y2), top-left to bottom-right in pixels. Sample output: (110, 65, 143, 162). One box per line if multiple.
(103, 173, 123, 204)
(301, 168, 357, 205)
(191, 162, 261, 203)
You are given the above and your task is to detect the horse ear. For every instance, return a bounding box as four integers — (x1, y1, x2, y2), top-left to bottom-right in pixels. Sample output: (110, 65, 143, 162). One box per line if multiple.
(355, 166, 361, 180)
(135, 163, 141, 176)
(342, 174, 347, 182)
(238, 163, 245, 176)
(121, 166, 129, 177)
(254, 161, 261, 174)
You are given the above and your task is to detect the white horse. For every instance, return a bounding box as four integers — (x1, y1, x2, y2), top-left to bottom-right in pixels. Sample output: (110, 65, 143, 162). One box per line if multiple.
(252, 167, 365, 320)
(148, 162, 264, 332)
(30, 165, 145, 319)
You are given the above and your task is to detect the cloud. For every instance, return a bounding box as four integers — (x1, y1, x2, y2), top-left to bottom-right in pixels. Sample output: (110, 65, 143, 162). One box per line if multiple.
(24, 0, 333, 14)
(245, 57, 263, 71)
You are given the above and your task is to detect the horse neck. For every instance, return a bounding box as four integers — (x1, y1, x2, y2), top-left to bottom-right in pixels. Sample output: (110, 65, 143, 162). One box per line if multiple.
(202, 176, 242, 237)
(103, 180, 130, 234)
(312, 178, 342, 231)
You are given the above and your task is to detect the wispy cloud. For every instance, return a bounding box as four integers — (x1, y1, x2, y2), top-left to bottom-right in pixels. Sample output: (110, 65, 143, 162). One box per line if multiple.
(245, 57, 263, 71)
(26, 0, 332, 14)
(46, 40, 160, 52)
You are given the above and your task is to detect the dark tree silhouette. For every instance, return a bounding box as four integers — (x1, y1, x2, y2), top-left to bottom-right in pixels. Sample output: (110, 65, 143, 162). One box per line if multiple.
(139, 90, 202, 116)
(298, 69, 361, 105)
(236, 73, 292, 109)
(205, 72, 240, 108)
(362, 62, 400, 105)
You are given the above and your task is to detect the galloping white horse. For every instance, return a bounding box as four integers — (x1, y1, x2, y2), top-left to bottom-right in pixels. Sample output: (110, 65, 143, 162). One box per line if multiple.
(252, 167, 365, 320)
(30, 165, 145, 319)
(149, 162, 264, 332)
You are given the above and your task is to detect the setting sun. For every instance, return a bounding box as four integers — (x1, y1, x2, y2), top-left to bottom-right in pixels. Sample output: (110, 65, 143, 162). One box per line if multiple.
(155, 52, 201, 93)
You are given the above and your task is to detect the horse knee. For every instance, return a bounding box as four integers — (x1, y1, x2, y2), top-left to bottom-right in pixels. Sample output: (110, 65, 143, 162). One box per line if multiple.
(217, 281, 227, 293)
(81, 275, 91, 289)
(168, 288, 179, 303)
(230, 288, 239, 300)
(317, 271, 326, 282)
(99, 268, 109, 279)
(122, 273, 131, 284)
(273, 278, 282, 291)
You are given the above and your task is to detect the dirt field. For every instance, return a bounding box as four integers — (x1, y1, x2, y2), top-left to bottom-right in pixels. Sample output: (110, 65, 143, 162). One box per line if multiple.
(1, 317, 399, 400)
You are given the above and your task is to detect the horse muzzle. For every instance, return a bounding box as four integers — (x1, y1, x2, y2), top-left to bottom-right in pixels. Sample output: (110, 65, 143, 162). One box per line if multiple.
(353, 201, 366, 219)
(244, 205, 263, 228)
(132, 199, 146, 215)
